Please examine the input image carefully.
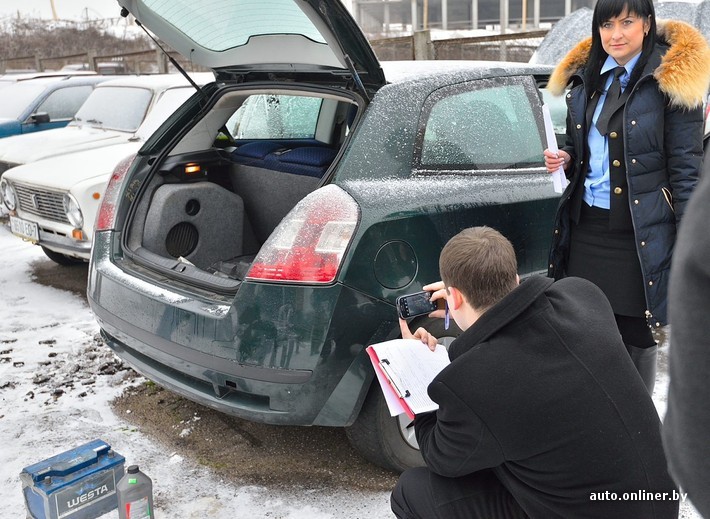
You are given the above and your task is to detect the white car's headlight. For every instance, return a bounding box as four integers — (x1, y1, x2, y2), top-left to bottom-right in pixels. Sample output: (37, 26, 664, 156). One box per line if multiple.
(1, 178, 17, 211)
(63, 193, 83, 228)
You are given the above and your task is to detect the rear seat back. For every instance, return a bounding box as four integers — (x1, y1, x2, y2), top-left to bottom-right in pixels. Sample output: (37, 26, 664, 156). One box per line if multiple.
(228, 140, 336, 243)
(270, 147, 337, 177)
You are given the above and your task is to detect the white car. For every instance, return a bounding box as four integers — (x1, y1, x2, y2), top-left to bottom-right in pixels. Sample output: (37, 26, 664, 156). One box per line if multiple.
(0, 74, 209, 177)
(0, 80, 207, 264)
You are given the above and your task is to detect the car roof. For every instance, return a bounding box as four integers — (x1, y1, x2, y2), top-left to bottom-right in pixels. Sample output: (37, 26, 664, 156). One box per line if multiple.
(94, 73, 214, 91)
(0, 75, 109, 93)
(381, 60, 554, 85)
(0, 71, 97, 83)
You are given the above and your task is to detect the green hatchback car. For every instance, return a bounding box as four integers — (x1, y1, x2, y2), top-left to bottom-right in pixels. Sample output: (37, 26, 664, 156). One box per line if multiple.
(88, 0, 561, 472)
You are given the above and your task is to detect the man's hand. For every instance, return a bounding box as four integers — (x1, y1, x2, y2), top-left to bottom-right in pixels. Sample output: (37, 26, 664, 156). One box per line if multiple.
(399, 318, 438, 351)
(423, 280, 447, 319)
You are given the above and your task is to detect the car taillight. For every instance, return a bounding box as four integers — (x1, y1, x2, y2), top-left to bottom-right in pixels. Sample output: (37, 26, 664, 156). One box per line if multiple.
(95, 154, 136, 231)
(246, 185, 359, 284)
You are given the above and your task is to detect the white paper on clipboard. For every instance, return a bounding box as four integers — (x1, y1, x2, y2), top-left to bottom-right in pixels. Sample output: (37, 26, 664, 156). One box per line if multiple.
(542, 104, 569, 194)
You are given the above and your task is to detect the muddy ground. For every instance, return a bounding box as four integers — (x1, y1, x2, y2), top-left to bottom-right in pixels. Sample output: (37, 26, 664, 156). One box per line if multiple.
(29, 258, 398, 492)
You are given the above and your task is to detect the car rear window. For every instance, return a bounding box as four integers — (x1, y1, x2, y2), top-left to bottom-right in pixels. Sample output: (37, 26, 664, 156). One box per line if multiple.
(140, 0, 326, 51)
(227, 94, 322, 140)
(419, 78, 545, 171)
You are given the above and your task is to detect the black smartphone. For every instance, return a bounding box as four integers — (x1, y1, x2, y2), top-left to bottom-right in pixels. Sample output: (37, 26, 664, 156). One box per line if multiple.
(396, 291, 440, 319)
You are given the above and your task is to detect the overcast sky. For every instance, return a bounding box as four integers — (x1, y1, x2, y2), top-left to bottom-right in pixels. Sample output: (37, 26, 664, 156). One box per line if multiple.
(0, 0, 121, 21)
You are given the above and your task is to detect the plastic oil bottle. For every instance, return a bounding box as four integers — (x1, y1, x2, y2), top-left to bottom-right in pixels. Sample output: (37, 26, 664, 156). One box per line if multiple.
(117, 465, 155, 518)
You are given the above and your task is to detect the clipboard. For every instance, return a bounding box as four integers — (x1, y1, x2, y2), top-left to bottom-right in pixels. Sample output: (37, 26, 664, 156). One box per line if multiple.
(367, 346, 415, 419)
(366, 339, 450, 418)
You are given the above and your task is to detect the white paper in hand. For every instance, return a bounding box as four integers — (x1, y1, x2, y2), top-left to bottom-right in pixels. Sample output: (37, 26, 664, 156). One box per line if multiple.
(542, 104, 569, 194)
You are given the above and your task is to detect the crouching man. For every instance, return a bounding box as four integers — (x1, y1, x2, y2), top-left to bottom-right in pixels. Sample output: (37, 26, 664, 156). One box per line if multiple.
(392, 226, 677, 519)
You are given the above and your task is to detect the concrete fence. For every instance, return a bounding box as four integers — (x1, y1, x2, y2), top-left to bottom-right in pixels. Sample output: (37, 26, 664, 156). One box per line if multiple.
(0, 29, 549, 75)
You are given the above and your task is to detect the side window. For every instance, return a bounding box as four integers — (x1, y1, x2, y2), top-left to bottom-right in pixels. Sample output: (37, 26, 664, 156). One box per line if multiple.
(34, 86, 94, 120)
(227, 94, 322, 139)
(418, 78, 545, 172)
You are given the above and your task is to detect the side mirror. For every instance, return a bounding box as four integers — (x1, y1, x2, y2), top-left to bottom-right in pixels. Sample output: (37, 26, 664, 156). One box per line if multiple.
(29, 112, 50, 124)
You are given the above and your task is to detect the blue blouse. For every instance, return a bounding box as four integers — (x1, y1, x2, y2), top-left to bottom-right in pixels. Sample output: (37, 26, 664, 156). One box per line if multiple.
(583, 53, 642, 209)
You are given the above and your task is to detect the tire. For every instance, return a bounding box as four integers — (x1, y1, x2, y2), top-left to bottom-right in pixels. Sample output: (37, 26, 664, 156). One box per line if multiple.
(41, 246, 86, 266)
(345, 381, 425, 473)
(345, 317, 461, 473)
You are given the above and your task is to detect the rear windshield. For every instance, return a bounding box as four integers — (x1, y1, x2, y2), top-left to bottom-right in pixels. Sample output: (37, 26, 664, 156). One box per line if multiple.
(73, 86, 153, 132)
(141, 0, 325, 51)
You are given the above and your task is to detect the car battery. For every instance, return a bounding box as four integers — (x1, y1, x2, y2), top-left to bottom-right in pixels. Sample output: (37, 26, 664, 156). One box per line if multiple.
(20, 439, 125, 519)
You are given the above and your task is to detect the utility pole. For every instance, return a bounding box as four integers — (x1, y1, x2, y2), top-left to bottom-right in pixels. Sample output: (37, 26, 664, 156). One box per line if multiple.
(49, 0, 58, 20)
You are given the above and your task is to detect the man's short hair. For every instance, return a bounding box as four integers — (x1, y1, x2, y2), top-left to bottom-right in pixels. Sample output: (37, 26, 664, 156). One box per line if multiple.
(439, 226, 518, 310)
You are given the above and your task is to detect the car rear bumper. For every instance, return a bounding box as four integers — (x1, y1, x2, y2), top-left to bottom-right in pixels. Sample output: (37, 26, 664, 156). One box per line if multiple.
(88, 231, 390, 426)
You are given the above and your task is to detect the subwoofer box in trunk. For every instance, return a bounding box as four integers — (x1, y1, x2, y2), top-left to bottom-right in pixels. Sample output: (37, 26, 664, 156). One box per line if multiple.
(143, 182, 244, 269)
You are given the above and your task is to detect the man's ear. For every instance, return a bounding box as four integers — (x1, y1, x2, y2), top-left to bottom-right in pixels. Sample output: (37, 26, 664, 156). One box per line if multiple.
(447, 286, 466, 310)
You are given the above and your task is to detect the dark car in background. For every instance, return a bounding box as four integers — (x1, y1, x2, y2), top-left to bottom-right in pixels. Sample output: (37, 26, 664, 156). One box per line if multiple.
(87, 0, 562, 472)
(0, 75, 108, 138)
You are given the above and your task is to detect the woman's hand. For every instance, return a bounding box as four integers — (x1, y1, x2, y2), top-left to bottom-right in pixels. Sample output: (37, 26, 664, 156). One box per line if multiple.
(543, 148, 571, 174)
(399, 318, 438, 351)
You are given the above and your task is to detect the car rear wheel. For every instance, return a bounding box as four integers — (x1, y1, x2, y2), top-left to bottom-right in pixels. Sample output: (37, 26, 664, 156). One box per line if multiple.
(345, 381, 425, 473)
(41, 246, 85, 266)
(345, 317, 461, 473)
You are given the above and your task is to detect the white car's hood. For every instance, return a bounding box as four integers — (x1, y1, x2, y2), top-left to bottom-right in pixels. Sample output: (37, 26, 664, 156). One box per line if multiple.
(0, 125, 130, 165)
(3, 142, 142, 191)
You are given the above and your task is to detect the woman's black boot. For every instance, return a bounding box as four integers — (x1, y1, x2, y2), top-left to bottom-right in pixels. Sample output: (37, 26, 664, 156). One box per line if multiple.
(625, 344, 658, 395)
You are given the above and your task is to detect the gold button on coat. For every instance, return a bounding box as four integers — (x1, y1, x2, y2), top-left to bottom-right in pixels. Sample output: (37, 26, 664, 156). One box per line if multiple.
(614, 187, 622, 195)
(612, 159, 621, 167)
(609, 132, 618, 138)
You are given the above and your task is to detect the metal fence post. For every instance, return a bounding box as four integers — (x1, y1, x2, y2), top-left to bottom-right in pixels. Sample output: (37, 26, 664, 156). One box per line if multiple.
(413, 30, 435, 60)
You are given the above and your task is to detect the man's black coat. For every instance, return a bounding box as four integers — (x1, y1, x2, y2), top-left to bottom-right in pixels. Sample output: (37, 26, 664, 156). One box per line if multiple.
(415, 276, 677, 518)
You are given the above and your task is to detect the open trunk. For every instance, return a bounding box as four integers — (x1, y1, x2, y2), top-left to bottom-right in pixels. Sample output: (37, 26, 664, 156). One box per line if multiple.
(123, 87, 361, 291)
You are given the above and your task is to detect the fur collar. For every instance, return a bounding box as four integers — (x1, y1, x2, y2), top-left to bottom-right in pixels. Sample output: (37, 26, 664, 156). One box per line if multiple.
(547, 19, 710, 108)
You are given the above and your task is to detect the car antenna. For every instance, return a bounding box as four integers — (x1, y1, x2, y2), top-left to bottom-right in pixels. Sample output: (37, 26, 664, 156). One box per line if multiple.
(120, 7, 208, 104)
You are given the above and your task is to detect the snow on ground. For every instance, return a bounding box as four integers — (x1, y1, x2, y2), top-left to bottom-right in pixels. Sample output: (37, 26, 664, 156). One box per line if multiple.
(0, 225, 391, 518)
(0, 223, 702, 518)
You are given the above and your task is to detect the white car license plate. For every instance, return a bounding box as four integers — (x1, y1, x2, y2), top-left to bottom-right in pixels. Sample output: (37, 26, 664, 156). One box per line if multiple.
(10, 216, 39, 243)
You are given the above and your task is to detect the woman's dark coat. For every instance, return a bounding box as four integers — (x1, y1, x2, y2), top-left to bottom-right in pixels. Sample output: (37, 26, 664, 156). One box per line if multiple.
(546, 20, 710, 327)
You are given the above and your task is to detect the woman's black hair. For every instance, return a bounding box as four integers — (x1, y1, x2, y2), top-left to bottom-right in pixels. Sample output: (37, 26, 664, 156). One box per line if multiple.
(584, 0, 657, 96)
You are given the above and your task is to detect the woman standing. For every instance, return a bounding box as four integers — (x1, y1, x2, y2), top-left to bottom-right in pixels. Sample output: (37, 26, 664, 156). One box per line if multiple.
(545, 0, 710, 393)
